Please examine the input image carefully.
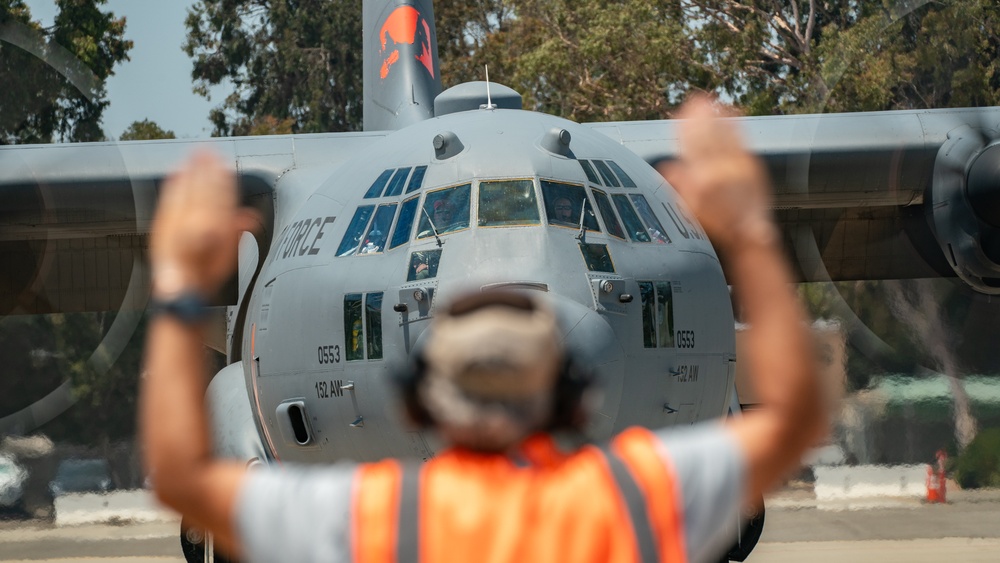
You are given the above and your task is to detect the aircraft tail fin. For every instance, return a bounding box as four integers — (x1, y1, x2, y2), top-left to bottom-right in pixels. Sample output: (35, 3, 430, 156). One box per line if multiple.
(363, 0, 442, 131)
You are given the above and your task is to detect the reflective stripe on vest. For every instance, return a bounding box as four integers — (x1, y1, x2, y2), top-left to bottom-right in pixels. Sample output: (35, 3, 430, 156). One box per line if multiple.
(599, 444, 660, 563)
(397, 462, 420, 563)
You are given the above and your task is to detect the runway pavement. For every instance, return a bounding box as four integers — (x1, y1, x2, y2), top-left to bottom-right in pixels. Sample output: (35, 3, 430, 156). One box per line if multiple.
(1, 489, 998, 562)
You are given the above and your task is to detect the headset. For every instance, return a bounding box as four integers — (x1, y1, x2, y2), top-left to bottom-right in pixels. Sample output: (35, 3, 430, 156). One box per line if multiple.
(394, 291, 596, 433)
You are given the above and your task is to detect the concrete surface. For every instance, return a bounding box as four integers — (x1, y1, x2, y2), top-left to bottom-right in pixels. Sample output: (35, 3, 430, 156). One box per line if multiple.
(53, 491, 177, 527)
(813, 465, 928, 501)
(0, 487, 998, 562)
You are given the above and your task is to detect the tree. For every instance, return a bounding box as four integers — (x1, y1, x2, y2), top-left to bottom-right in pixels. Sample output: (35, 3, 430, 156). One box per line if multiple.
(184, 0, 363, 136)
(688, 0, 1000, 114)
(120, 118, 175, 141)
(0, 0, 132, 144)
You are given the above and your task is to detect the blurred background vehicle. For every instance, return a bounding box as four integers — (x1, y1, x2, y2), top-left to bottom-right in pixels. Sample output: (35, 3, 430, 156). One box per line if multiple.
(48, 459, 112, 497)
(0, 454, 27, 511)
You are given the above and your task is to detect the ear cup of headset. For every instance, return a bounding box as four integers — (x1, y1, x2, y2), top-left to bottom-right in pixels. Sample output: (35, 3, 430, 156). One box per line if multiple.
(547, 355, 595, 432)
(394, 354, 434, 427)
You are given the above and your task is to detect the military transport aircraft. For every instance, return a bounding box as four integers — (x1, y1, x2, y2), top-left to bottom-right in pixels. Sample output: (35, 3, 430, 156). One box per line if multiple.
(4, 0, 1000, 561)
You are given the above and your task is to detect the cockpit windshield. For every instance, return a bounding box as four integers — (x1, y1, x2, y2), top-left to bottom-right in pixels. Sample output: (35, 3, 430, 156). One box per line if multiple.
(478, 180, 540, 227)
(416, 184, 471, 239)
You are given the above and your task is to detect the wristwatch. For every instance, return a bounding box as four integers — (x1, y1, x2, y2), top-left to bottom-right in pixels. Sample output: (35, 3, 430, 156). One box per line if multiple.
(149, 292, 210, 325)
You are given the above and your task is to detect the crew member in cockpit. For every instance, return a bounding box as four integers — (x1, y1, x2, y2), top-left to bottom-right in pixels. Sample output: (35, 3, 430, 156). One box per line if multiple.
(551, 196, 576, 226)
(432, 199, 456, 232)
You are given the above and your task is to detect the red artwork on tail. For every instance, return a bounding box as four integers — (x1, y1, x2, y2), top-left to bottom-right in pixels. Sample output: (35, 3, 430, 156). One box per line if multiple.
(379, 5, 435, 80)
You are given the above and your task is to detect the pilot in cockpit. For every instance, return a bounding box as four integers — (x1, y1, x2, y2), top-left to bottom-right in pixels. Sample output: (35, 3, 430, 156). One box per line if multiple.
(551, 196, 576, 226)
(432, 199, 456, 231)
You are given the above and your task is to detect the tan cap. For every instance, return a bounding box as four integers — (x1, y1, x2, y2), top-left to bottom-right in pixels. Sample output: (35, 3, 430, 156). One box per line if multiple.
(423, 291, 563, 401)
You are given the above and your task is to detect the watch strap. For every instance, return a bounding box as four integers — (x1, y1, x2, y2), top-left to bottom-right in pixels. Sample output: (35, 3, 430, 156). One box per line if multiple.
(149, 292, 210, 325)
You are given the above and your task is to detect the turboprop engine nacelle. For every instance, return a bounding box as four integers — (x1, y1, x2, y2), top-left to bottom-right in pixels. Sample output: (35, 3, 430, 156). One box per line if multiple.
(930, 127, 1000, 294)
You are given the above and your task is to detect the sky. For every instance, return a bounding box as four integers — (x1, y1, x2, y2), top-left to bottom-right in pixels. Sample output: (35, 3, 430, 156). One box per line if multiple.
(24, 0, 231, 139)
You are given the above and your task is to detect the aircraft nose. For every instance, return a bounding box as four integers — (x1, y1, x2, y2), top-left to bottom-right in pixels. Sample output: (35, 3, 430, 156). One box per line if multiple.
(544, 293, 625, 439)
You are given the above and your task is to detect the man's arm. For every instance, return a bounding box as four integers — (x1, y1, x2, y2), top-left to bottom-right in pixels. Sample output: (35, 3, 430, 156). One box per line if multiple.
(662, 96, 827, 504)
(140, 151, 261, 556)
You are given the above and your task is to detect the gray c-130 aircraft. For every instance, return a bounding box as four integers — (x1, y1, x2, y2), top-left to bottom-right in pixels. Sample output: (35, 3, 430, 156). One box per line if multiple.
(4, 0, 1000, 561)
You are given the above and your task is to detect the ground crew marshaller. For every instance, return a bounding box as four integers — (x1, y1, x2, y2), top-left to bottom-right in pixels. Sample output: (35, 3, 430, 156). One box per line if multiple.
(141, 96, 826, 563)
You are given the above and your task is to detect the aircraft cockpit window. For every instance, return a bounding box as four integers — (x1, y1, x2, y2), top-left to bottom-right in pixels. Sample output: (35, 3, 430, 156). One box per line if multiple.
(364, 169, 394, 199)
(593, 160, 621, 188)
(365, 293, 384, 360)
(478, 180, 541, 227)
(639, 281, 675, 348)
(384, 167, 412, 197)
(578, 160, 601, 185)
(591, 189, 626, 239)
(579, 243, 615, 272)
(359, 204, 398, 254)
(607, 161, 637, 188)
(408, 249, 442, 281)
(389, 195, 420, 249)
(344, 294, 365, 360)
(541, 180, 599, 231)
(343, 291, 385, 361)
(336, 205, 376, 256)
(416, 184, 471, 239)
(630, 195, 670, 244)
(406, 166, 428, 193)
(612, 194, 651, 242)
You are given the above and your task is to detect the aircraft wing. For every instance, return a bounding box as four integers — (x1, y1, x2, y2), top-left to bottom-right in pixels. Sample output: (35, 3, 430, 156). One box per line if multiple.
(589, 107, 1000, 293)
(0, 132, 386, 315)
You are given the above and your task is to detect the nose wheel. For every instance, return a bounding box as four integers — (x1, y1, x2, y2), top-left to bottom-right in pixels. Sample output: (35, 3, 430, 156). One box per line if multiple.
(181, 518, 238, 563)
(721, 498, 765, 562)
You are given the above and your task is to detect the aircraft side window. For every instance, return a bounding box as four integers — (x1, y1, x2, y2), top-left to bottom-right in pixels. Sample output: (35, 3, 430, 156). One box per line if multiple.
(611, 194, 651, 242)
(364, 169, 394, 199)
(383, 167, 412, 197)
(389, 195, 420, 249)
(541, 180, 599, 231)
(591, 189, 626, 239)
(593, 160, 621, 188)
(638, 282, 656, 348)
(407, 249, 442, 281)
(344, 294, 365, 361)
(656, 282, 675, 348)
(359, 204, 397, 254)
(478, 179, 541, 227)
(607, 161, 637, 188)
(578, 160, 601, 185)
(416, 184, 471, 239)
(638, 281, 675, 348)
(336, 205, 376, 256)
(630, 194, 671, 244)
(406, 165, 428, 193)
(365, 292, 384, 360)
(579, 243, 615, 273)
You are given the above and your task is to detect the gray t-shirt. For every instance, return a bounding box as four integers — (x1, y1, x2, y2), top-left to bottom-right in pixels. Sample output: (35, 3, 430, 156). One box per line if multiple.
(237, 422, 745, 563)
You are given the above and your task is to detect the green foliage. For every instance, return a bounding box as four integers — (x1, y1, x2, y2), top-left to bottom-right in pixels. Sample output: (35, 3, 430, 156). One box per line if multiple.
(184, 0, 363, 136)
(119, 118, 175, 141)
(954, 428, 1000, 489)
(0, 0, 131, 144)
(690, 0, 1000, 115)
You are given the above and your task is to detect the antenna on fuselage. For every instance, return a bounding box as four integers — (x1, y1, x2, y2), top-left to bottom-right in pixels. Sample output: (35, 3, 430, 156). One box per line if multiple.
(481, 65, 497, 110)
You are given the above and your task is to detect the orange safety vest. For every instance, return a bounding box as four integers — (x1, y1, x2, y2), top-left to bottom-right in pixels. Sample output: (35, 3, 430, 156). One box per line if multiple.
(352, 427, 687, 563)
